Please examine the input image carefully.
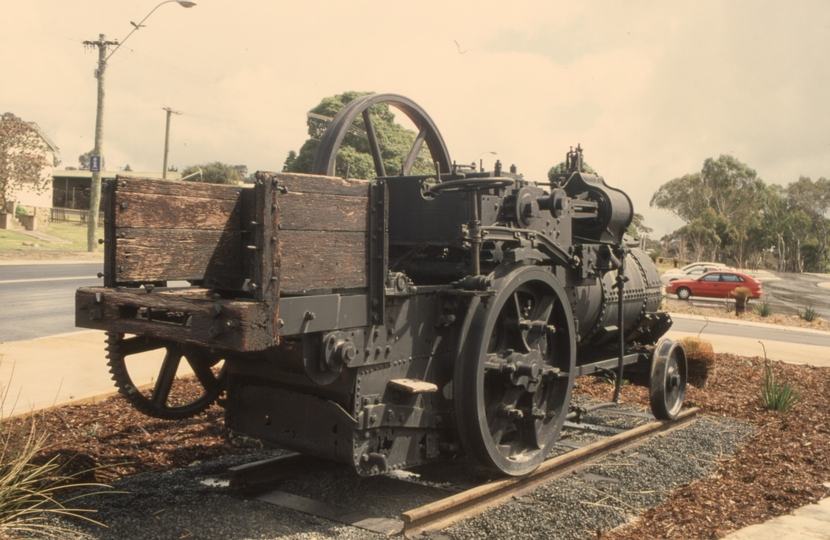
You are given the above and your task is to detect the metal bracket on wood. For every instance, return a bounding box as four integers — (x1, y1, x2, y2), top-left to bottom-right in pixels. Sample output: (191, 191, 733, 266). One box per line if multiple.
(368, 179, 388, 326)
(103, 178, 117, 288)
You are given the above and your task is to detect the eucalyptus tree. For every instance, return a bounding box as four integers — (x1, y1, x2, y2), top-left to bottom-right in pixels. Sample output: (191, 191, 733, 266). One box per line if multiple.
(651, 155, 766, 267)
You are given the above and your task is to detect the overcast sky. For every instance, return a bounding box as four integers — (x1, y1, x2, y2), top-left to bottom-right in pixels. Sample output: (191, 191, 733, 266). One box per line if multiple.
(2, 1, 829, 236)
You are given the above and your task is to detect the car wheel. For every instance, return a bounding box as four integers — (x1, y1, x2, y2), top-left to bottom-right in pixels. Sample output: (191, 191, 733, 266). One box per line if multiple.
(676, 287, 691, 300)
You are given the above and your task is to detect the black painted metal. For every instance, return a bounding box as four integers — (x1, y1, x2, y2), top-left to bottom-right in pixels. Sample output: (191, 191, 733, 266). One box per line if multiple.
(368, 179, 388, 326)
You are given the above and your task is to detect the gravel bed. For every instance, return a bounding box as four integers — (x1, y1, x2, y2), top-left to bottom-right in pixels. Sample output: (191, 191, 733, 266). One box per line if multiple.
(444, 415, 753, 539)
(35, 414, 752, 540)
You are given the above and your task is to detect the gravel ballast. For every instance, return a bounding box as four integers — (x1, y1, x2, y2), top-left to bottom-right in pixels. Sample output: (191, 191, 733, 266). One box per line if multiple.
(38, 414, 751, 540)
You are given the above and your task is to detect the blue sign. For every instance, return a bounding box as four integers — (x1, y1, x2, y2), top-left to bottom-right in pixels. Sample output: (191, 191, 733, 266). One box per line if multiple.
(89, 155, 101, 173)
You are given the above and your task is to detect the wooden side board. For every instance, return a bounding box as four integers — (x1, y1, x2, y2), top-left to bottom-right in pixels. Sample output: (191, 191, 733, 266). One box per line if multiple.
(86, 173, 372, 350)
(260, 172, 370, 294)
(111, 176, 251, 284)
(110, 173, 370, 294)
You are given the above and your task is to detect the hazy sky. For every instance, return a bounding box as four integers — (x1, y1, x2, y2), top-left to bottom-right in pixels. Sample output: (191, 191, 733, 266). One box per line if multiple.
(3, 1, 829, 236)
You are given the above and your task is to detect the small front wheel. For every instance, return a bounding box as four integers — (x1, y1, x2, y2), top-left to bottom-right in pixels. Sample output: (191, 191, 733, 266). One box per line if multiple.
(676, 287, 692, 300)
(649, 338, 687, 420)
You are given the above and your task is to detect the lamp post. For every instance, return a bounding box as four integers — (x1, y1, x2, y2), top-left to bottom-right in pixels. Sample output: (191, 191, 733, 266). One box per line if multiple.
(84, 1, 196, 252)
(162, 107, 181, 179)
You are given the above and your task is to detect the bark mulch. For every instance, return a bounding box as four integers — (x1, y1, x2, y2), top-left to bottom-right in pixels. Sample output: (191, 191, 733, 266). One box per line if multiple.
(3, 352, 829, 539)
(579, 353, 830, 539)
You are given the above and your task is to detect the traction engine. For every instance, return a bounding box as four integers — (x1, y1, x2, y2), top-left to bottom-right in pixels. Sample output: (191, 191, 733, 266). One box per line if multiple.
(75, 94, 687, 477)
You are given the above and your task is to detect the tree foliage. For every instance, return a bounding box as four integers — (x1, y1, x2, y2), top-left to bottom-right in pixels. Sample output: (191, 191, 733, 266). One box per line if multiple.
(651, 155, 830, 272)
(283, 91, 435, 180)
(0, 113, 50, 211)
(181, 162, 244, 185)
(547, 160, 597, 180)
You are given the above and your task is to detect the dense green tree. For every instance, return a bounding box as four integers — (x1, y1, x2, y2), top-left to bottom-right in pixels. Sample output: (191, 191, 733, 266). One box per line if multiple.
(651, 155, 766, 267)
(547, 161, 597, 181)
(649, 173, 708, 224)
(626, 213, 652, 241)
(181, 162, 244, 184)
(284, 91, 434, 180)
(676, 208, 734, 262)
(785, 176, 830, 271)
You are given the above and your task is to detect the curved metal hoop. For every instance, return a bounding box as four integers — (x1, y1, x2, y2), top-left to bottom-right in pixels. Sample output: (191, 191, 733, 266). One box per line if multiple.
(311, 93, 452, 178)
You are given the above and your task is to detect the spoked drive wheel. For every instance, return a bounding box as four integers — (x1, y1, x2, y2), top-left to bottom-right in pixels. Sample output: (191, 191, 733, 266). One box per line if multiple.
(311, 93, 452, 178)
(455, 266, 576, 476)
(649, 338, 687, 420)
(106, 332, 227, 420)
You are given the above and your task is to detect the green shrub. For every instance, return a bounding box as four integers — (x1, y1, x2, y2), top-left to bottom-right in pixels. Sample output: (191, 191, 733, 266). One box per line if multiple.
(761, 361, 801, 412)
(798, 306, 820, 322)
(14, 206, 28, 217)
(754, 300, 773, 317)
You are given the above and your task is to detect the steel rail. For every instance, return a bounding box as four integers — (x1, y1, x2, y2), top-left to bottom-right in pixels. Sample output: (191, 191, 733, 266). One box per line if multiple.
(401, 407, 699, 538)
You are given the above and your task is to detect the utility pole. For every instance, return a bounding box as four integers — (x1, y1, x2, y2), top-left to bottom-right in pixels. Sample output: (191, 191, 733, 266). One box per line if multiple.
(81, 2, 197, 252)
(162, 107, 181, 179)
(83, 34, 118, 252)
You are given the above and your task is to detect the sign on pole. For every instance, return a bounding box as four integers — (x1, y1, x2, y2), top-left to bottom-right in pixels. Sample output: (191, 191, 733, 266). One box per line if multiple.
(89, 155, 101, 172)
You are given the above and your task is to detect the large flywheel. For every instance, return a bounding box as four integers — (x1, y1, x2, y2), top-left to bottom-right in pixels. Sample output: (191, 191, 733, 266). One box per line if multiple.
(454, 266, 576, 476)
(311, 93, 452, 178)
(106, 333, 227, 420)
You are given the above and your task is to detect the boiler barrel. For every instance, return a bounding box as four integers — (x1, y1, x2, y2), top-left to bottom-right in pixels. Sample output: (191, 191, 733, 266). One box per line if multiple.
(570, 248, 663, 346)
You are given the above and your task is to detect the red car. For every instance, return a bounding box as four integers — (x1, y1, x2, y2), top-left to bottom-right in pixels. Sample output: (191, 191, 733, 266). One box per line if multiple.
(665, 270, 762, 300)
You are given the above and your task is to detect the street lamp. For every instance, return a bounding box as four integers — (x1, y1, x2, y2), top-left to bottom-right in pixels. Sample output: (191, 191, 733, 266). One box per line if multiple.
(84, 0, 196, 252)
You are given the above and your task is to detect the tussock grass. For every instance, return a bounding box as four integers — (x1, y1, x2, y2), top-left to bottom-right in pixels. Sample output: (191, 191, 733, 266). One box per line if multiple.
(1, 371, 114, 538)
(679, 337, 715, 388)
(754, 300, 773, 317)
(761, 362, 802, 412)
(798, 306, 821, 322)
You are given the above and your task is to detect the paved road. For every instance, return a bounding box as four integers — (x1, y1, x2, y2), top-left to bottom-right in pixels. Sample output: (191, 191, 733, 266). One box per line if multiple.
(670, 270, 830, 317)
(762, 271, 830, 315)
(0, 263, 102, 342)
(671, 315, 830, 348)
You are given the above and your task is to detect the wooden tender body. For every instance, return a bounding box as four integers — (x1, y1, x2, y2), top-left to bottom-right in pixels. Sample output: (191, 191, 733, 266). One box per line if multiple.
(76, 172, 371, 351)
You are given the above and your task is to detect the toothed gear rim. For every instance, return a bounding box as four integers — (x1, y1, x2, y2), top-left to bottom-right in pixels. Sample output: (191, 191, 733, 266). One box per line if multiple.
(106, 332, 227, 420)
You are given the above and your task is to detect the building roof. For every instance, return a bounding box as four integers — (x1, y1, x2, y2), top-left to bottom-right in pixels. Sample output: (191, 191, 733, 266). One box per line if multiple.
(29, 123, 60, 155)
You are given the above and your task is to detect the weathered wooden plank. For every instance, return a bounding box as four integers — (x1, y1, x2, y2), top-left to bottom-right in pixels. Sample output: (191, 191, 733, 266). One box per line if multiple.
(280, 230, 366, 293)
(278, 192, 368, 232)
(115, 191, 242, 230)
(115, 228, 242, 282)
(251, 179, 280, 342)
(257, 171, 370, 197)
(76, 288, 274, 351)
(116, 175, 246, 200)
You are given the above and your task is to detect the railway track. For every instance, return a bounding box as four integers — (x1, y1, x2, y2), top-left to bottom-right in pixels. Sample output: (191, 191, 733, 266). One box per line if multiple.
(222, 406, 699, 538)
